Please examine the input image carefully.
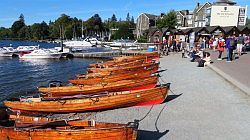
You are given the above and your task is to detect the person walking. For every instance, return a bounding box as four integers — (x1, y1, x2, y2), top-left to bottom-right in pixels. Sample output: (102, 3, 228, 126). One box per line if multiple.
(225, 36, 236, 62)
(236, 34, 245, 56)
(217, 37, 225, 60)
(173, 39, 177, 53)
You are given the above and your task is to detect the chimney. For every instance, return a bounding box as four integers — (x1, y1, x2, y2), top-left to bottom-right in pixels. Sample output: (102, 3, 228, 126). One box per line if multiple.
(197, 2, 200, 7)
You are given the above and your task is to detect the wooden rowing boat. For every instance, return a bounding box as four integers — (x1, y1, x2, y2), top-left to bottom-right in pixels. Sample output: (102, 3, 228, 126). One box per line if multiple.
(89, 59, 146, 68)
(4, 84, 169, 113)
(9, 114, 55, 127)
(113, 52, 160, 62)
(39, 76, 158, 97)
(87, 62, 159, 73)
(0, 117, 138, 140)
(69, 69, 154, 85)
(77, 64, 158, 78)
(89, 52, 160, 68)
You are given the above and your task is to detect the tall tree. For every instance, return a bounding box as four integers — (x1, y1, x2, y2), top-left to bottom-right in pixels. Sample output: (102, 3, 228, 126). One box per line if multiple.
(126, 13, 130, 22)
(19, 14, 25, 23)
(31, 23, 42, 40)
(111, 14, 117, 22)
(11, 14, 26, 38)
(112, 21, 134, 40)
(246, 18, 250, 25)
(40, 21, 49, 39)
(156, 10, 177, 29)
(131, 16, 135, 23)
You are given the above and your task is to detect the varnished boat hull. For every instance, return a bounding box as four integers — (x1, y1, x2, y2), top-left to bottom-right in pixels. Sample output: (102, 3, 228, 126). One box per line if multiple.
(39, 76, 158, 97)
(69, 70, 154, 85)
(87, 63, 159, 73)
(89, 59, 146, 68)
(77, 65, 158, 78)
(0, 119, 138, 140)
(4, 85, 169, 113)
(89, 53, 160, 68)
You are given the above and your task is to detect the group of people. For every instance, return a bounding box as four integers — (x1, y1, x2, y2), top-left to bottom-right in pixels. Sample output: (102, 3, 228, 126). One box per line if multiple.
(211, 34, 249, 62)
(160, 34, 249, 67)
(189, 47, 211, 67)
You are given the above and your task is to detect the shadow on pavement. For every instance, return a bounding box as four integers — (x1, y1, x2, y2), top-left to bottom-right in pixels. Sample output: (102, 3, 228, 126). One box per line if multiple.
(162, 94, 182, 104)
(137, 129, 169, 140)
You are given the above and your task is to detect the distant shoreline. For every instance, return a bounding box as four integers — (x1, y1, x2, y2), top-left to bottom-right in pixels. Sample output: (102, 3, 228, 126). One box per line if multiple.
(0, 39, 59, 43)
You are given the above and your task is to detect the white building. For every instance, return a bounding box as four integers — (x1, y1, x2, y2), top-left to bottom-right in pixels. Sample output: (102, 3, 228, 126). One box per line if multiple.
(206, 0, 248, 27)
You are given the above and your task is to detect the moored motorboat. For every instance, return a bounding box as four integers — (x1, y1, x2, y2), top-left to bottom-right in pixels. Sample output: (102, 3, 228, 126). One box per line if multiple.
(63, 39, 93, 48)
(16, 45, 39, 53)
(19, 49, 62, 59)
(4, 84, 169, 113)
(0, 47, 18, 57)
(38, 76, 158, 97)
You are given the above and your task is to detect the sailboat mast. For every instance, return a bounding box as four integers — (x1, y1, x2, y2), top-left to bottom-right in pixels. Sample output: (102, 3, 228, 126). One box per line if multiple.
(81, 20, 84, 39)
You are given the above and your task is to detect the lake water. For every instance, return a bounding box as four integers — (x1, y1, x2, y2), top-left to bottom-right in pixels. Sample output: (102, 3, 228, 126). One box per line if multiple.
(0, 40, 102, 103)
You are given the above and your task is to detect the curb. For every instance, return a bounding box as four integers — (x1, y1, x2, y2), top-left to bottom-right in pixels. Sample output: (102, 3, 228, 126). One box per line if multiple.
(207, 64, 250, 96)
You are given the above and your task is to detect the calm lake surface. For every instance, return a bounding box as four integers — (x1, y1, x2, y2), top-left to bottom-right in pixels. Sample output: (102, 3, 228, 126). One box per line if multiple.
(0, 40, 102, 103)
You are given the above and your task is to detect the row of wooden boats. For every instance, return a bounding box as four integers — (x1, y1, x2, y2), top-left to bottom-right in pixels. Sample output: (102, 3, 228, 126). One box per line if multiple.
(0, 109, 138, 140)
(1, 52, 169, 139)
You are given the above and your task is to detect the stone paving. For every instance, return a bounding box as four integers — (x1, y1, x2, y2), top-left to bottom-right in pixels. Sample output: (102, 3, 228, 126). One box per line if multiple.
(87, 53, 250, 140)
(208, 50, 250, 95)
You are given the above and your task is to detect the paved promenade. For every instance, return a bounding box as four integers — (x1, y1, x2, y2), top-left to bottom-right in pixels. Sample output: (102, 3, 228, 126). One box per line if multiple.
(208, 50, 250, 95)
(82, 54, 250, 140)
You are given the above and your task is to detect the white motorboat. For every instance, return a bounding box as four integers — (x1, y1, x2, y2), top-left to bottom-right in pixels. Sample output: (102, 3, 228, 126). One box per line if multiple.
(85, 37, 102, 46)
(63, 40, 93, 48)
(16, 45, 39, 52)
(109, 40, 138, 50)
(0, 47, 17, 57)
(19, 49, 62, 59)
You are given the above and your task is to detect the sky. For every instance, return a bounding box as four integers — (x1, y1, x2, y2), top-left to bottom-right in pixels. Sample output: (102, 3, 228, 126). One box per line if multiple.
(0, 0, 249, 28)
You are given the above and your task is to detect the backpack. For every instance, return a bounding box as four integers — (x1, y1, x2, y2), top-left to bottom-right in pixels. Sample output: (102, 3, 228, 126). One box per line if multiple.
(230, 39, 236, 49)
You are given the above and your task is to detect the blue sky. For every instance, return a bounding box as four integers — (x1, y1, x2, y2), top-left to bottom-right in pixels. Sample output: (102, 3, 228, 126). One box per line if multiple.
(0, 0, 249, 27)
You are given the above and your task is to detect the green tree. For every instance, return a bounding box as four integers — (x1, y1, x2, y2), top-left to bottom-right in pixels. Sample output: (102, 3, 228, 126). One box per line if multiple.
(18, 26, 27, 39)
(111, 14, 117, 22)
(31, 22, 49, 40)
(40, 21, 49, 39)
(11, 14, 26, 38)
(246, 18, 250, 25)
(0, 27, 12, 39)
(112, 21, 134, 40)
(85, 14, 103, 36)
(131, 16, 135, 23)
(31, 23, 42, 40)
(126, 13, 130, 22)
(19, 14, 25, 23)
(156, 10, 177, 29)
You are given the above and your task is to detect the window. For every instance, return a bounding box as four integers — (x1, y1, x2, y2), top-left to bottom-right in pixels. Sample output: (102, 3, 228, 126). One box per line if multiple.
(239, 8, 246, 16)
(177, 15, 181, 20)
(238, 17, 245, 22)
